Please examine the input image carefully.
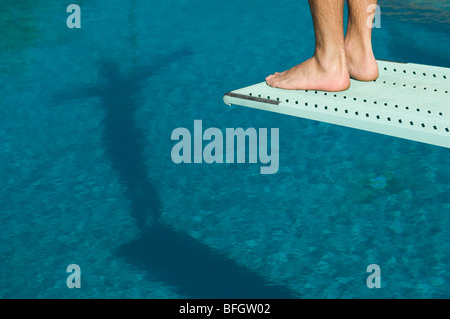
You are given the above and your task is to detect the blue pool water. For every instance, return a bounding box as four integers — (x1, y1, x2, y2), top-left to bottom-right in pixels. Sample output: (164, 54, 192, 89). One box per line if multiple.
(0, 0, 449, 298)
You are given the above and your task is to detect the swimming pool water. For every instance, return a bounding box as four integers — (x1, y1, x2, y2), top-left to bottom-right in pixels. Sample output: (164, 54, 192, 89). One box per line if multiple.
(0, 0, 449, 298)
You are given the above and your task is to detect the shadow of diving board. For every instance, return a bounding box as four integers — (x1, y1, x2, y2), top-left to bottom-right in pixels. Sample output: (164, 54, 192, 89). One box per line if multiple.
(223, 60, 450, 148)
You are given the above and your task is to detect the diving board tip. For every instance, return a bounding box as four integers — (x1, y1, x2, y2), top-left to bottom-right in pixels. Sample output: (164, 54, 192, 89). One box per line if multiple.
(224, 60, 450, 148)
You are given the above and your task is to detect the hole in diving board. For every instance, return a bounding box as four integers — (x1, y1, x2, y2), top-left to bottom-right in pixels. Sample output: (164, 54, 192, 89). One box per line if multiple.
(298, 96, 442, 123)
(291, 98, 440, 130)
(382, 65, 448, 80)
(376, 81, 445, 93)
(300, 89, 445, 117)
(234, 89, 448, 133)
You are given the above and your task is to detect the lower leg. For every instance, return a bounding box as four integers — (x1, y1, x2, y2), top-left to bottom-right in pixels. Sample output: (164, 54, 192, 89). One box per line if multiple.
(345, 0, 379, 81)
(266, 0, 350, 91)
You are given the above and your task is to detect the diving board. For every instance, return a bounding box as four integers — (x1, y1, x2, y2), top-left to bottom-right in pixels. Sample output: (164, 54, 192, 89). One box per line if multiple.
(223, 60, 450, 148)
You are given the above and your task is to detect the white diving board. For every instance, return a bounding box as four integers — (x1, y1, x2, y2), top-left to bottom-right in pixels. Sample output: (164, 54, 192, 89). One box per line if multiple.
(223, 60, 450, 148)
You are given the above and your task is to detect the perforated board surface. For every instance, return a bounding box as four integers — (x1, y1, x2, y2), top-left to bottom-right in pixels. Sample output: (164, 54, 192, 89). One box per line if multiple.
(223, 60, 450, 148)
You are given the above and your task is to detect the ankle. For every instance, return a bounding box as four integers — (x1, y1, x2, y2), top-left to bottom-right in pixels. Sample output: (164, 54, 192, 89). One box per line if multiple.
(314, 48, 348, 74)
(345, 36, 374, 59)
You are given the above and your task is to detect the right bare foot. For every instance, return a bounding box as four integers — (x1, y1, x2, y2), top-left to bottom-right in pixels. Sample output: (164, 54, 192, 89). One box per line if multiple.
(266, 55, 351, 92)
(345, 38, 379, 82)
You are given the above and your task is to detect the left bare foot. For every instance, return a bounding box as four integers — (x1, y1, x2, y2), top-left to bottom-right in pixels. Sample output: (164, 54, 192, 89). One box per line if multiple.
(345, 37, 379, 82)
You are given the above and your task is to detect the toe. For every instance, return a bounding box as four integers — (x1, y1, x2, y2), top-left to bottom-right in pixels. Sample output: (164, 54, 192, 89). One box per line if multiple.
(268, 73, 282, 87)
(268, 78, 279, 88)
(266, 74, 276, 82)
(266, 72, 282, 83)
(269, 81, 278, 88)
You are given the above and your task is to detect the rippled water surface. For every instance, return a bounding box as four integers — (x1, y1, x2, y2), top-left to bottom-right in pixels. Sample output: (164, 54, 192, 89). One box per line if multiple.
(0, 0, 449, 298)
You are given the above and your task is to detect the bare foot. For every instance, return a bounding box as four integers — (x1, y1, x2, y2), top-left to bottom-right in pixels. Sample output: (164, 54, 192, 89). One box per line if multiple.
(266, 55, 351, 92)
(345, 39, 379, 81)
